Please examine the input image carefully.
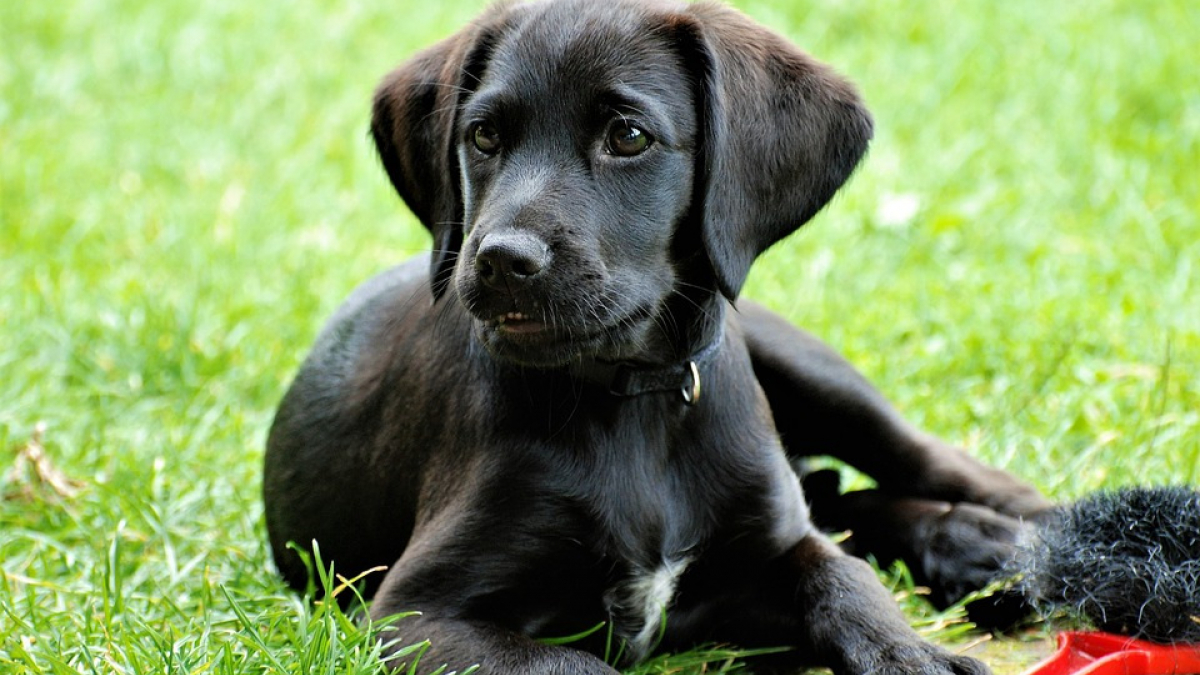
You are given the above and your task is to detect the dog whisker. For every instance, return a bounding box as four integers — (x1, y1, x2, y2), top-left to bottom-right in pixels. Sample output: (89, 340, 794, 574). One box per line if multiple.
(417, 103, 464, 126)
(431, 81, 475, 95)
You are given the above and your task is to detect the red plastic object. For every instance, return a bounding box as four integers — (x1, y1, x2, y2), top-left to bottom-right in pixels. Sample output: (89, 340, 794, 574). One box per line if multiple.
(1019, 631, 1200, 675)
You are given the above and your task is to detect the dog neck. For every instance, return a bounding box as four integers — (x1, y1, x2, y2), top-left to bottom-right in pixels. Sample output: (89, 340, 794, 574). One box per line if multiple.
(568, 295, 726, 405)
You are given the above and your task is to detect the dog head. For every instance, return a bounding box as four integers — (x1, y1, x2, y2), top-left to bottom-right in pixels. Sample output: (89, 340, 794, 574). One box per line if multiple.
(372, 0, 872, 367)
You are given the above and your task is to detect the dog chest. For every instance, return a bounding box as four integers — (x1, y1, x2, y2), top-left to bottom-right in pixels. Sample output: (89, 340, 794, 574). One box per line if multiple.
(553, 423, 801, 661)
(603, 556, 691, 663)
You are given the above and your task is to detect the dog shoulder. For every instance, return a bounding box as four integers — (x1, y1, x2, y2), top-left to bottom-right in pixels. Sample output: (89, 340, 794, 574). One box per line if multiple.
(280, 256, 467, 419)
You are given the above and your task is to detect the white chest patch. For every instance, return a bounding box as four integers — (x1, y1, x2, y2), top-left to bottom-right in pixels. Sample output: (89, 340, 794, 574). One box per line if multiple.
(603, 556, 691, 662)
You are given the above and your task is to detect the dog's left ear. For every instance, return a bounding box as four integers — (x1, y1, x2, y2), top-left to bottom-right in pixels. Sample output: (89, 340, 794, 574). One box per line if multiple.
(371, 17, 505, 300)
(677, 3, 874, 299)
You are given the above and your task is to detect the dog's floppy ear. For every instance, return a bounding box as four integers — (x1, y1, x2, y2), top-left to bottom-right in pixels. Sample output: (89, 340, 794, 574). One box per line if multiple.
(680, 3, 874, 299)
(371, 19, 501, 300)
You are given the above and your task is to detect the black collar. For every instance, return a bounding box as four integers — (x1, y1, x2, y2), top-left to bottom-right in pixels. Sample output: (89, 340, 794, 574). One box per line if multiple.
(568, 326, 724, 405)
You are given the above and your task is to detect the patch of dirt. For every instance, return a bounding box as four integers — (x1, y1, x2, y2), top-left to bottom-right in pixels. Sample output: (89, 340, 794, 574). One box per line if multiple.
(957, 633, 1057, 675)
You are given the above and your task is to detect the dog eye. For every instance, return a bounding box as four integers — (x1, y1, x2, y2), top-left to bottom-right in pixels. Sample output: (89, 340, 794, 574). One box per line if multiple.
(471, 122, 501, 155)
(606, 124, 651, 157)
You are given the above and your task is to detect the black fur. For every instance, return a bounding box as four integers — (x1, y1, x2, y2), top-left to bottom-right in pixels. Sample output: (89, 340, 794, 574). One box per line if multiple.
(1014, 486, 1200, 643)
(265, 1, 1050, 673)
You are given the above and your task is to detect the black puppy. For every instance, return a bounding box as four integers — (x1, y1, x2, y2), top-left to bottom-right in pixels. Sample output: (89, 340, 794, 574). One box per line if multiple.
(264, 0, 1050, 673)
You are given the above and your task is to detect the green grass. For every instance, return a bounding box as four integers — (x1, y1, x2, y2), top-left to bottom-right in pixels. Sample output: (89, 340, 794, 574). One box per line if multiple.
(2, 0, 1197, 672)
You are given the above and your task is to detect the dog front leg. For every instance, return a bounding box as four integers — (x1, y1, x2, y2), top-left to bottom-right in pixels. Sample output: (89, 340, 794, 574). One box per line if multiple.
(373, 611, 619, 675)
(787, 534, 989, 675)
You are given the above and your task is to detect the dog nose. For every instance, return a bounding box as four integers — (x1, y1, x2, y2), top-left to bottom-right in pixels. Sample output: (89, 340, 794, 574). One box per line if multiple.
(475, 232, 551, 288)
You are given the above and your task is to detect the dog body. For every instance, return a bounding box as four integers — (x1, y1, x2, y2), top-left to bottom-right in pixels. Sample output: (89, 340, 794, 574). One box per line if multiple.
(271, 262, 815, 662)
(264, 1, 1049, 672)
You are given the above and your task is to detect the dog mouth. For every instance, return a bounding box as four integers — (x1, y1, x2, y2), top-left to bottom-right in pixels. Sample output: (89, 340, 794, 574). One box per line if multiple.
(473, 301, 658, 366)
(489, 311, 548, 336)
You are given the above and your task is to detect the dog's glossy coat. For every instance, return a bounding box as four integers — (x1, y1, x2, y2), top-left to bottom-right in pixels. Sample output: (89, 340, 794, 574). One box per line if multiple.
(264, 1, 1049, 673)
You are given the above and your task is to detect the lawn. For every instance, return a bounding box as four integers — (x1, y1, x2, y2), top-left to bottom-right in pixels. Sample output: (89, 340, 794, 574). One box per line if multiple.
(2, 0, 1197, 673)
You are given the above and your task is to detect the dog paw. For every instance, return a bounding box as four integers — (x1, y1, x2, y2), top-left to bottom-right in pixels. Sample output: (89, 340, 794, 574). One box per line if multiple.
(921, 502, 1024, 607)
(967, 471, 1054, 522)
(849, 644, 990, 675)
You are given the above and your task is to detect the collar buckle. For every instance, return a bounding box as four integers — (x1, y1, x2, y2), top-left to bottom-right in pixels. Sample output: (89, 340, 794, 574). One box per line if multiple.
(681, 361, 701, 405)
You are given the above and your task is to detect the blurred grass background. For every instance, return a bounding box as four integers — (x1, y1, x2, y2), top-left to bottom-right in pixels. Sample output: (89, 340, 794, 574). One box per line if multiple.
(2, 0, 1197, 672)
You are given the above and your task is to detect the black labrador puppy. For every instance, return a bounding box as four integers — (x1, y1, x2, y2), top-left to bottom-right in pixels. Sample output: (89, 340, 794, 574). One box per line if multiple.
(264, 0, 1050, 672)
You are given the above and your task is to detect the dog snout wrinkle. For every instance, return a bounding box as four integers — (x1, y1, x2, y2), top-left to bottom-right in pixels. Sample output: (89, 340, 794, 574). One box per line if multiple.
(475, 231, 551, 289)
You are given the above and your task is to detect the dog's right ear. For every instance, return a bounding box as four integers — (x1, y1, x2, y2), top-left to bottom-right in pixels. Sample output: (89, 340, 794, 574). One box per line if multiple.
(371, 21, 499, 300)
(674, 3, 874, 300)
